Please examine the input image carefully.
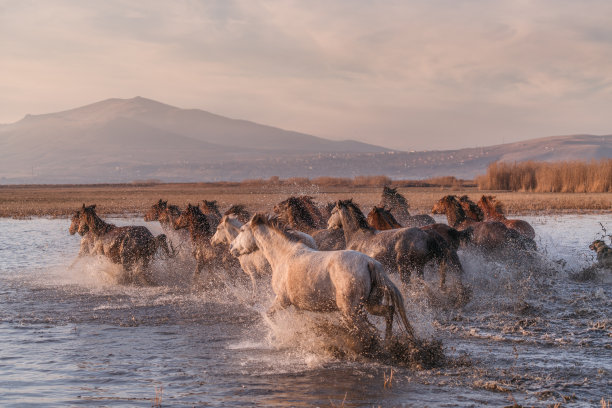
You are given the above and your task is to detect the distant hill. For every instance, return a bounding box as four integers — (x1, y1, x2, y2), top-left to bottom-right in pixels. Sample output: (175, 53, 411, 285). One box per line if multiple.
(0, 97, 610, 183)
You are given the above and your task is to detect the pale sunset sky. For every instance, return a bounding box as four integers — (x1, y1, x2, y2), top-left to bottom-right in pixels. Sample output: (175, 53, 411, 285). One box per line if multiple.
(1, 0, 611, 150)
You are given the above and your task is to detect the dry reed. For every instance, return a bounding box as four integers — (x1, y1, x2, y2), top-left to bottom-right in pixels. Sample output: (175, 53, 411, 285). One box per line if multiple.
(476, 159, 612, 193)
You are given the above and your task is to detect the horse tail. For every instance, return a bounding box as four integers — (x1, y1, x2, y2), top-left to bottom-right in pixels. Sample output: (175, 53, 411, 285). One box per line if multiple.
(154, 234, 175, 259)
(368, 260, 416, 341)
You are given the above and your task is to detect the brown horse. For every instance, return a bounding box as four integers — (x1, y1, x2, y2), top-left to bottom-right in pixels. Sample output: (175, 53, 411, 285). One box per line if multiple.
(174, 203, 239, 282)
(379, 186, 435, 227)
(75, 204, 173, 285)
(144, 199, 190, 245)
(273, 196, 345, 250)
(477, 196, 536, 240)
(273, 196, 326, 233)
(367, 206, 402, 230)
(69, 209, 99, 258)
(200, 200, 223, 229)
(458, 195, 483, 222)
(432, 195, 536, 250)
(329, 199, 463, 287)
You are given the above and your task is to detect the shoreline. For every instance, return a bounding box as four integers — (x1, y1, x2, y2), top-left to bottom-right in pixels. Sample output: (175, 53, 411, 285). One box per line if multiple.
(1, 183, 610, 218)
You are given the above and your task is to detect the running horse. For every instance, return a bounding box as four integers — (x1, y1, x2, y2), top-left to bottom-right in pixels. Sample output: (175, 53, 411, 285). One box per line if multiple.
(367, 205, 468, 251)
(432, 195, 536, 250)
(173, 203, 240, 283)
(273, 195, 345, 250)
(477, 195, 536, 240)
(230, 213, 416, 352)
(75, 204, 174, 285)
(379, 186, 435, 227)
(144, 199, 190, 246)
(329, 199, 464, 288)
(211, 213, 316, 294)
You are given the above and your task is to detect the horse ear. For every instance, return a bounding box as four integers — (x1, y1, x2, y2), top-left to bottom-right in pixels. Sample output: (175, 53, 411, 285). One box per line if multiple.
(82, 203, 86, 209)
(251, 213, 266, 225)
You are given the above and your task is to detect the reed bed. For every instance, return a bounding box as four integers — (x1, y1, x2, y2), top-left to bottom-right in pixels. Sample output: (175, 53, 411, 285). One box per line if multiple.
(476, 159, 612, 193)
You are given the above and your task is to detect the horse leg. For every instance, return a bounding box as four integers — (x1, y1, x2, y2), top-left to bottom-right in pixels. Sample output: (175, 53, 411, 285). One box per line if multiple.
(438, 260, 447, 289)
(266, 296, 290, 317)
(365, 302, 395, 341)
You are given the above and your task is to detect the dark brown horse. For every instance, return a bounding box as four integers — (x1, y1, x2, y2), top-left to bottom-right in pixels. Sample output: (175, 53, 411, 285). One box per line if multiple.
(367, 205, 467, 251)
(174, 203, 239, 282)
(379, 186, 435, 227)
(200, 200, 223, 229)
(458, 195, 484, 222)
(367, 206, 402, 230)
(144, 199, 190, 243)
(273, 196, 344, 250)
(76, 204, 173, 285)
(69, 209, 98, 258)
(432, 195, 536, 250)
(329, 199, 464, 287)
(273, 196, 326, 233)
(477, 195, 536, 240)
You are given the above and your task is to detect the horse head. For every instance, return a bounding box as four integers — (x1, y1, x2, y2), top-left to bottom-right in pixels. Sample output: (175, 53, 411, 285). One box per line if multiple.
(144, 199, 167, 222)
(174, 204, 211, 235)
(380, 186, 409, 209)
(69, 210, 86, 235)
(367, 206, 401, 230)
(78, 204, 98, 235)
(211, 214, 241, 246)
(230, 214, 262, 256)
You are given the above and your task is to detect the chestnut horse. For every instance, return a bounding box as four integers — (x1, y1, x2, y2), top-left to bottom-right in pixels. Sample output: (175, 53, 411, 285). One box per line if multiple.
(144, 199, 190, 246)
(477, 196, 536, 240)
(367, 206, 402, 230)
(379, 186, 435, 227)
(75, 204, 173, 285)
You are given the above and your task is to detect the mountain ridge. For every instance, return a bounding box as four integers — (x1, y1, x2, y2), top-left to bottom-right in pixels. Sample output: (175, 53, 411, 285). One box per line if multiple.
(0, 97, 610, 183)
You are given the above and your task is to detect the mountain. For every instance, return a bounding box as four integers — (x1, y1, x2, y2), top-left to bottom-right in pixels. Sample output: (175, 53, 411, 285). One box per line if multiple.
(0, 97, 610, 183)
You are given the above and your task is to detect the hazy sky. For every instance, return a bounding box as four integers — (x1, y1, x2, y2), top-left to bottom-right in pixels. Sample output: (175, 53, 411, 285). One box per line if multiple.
(1, 1, 611, 150)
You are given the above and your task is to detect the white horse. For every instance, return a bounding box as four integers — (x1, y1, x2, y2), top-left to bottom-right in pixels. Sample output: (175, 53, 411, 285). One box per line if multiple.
(211, 214, 317, 294)
(229, 214, 416, 348)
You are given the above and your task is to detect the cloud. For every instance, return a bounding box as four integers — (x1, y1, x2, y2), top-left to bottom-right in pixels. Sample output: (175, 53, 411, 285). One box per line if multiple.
(1, 0, 611, 149)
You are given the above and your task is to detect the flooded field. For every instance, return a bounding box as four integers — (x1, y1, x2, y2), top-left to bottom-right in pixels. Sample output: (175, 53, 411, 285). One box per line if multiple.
(0, 215, 610, 407)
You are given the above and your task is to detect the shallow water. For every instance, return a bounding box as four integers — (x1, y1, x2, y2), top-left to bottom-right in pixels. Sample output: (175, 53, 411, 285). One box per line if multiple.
(0, 215, 610, 407)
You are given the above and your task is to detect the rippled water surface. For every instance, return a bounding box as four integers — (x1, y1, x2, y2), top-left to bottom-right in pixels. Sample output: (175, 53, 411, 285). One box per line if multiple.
(0, 215, 610, 407)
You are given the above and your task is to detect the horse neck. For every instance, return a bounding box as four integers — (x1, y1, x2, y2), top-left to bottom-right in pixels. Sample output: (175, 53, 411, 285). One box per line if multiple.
(480, 203, 503, 221)
(444, 202, 466, 228)
(188, 216, 210, 240)
(339, 208, 373, 243)
(87, 212, 113, 235)
(252, 225, 302, 272)
(225, 218, 242, 240)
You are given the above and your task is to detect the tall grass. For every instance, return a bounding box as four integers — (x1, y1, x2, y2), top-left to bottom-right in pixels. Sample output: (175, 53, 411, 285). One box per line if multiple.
(476, 160, 612, 192)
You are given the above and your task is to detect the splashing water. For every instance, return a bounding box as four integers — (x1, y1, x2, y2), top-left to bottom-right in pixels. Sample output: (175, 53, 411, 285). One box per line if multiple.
(0, 215, 610, 406)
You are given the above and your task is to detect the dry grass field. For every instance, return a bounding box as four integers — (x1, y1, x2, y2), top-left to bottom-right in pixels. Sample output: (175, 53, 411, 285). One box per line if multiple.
(0, 182, 610, 218)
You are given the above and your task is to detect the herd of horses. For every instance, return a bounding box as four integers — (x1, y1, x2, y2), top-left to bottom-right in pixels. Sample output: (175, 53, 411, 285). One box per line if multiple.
(69, 187, 538, 350)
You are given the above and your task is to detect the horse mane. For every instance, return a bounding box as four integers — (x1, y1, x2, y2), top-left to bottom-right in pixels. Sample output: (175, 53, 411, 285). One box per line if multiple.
(224, 204, 250, 222)
(479, 195, 505, 216)
(251, 213, 304, 242)
(459, 195, 484, 220)
(338, 199, 373, 231)
(201, 200, 221, 216)
(82, 204, 114, 233)
(381, 186, 409, 208)
(275, 196, 319, 230)
(184, 204, 212, 233)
